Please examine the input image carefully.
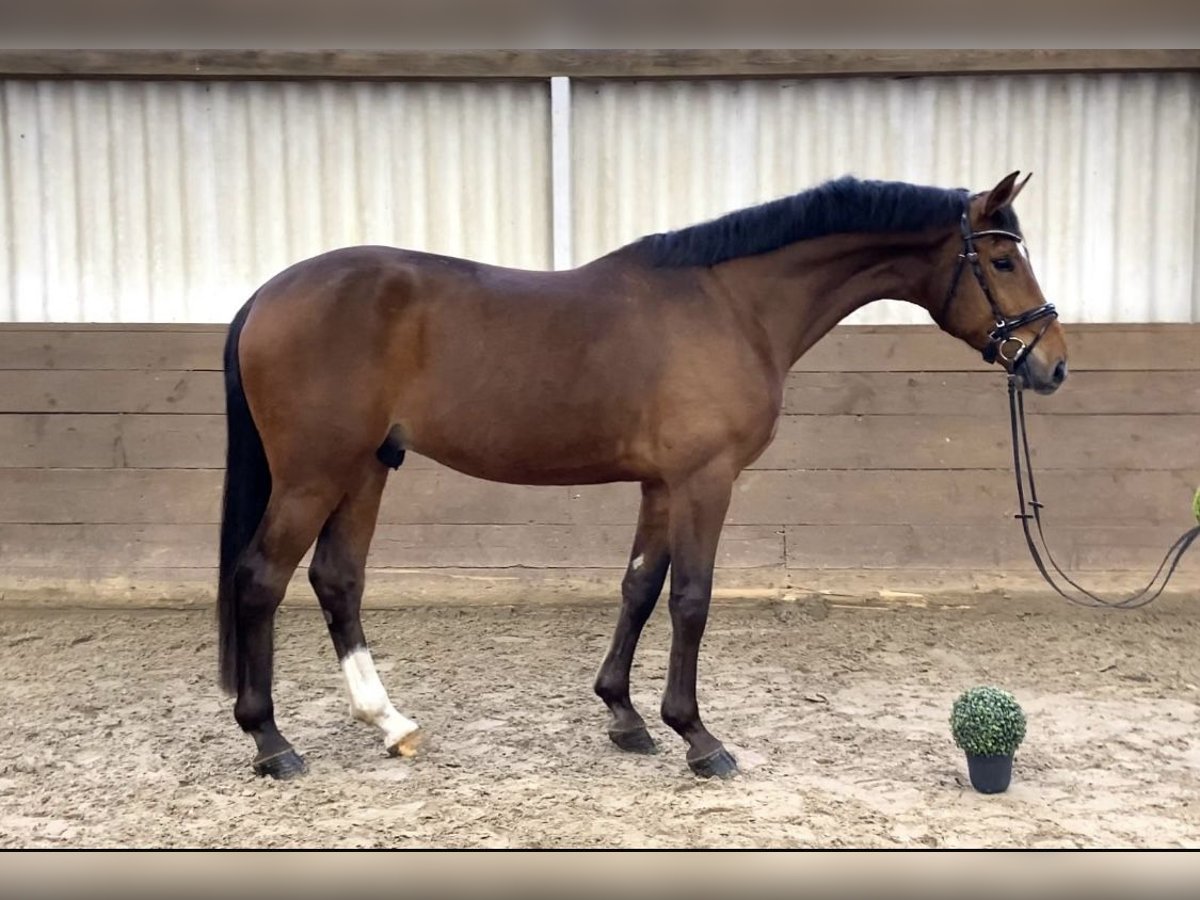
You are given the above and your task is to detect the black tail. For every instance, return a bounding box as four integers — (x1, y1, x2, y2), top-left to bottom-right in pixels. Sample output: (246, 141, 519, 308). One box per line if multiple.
(217, 296, 272, 695)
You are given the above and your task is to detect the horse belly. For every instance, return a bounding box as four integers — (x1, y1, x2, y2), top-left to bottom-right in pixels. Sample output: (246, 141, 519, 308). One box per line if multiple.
(398, 384, 650, 486)
(408, 429, 647, 486)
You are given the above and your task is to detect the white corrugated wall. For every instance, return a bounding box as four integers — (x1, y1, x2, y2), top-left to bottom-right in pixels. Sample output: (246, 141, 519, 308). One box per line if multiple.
(572, 73, 1200, 324)
(0, 80, 550, 322)
(1, 72, 1198, 323)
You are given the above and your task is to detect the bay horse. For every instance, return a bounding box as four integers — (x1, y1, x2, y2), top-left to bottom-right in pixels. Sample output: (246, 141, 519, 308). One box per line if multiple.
(218, 172, 1068, 780)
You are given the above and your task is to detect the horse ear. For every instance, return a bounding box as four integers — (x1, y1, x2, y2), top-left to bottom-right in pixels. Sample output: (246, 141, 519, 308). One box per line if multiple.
(983, 171, 1027, 217)
(1009, 171, 1033, 205)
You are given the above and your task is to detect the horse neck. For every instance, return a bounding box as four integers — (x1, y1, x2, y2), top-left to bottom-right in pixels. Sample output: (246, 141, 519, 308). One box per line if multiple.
(713, 229, 947, 376)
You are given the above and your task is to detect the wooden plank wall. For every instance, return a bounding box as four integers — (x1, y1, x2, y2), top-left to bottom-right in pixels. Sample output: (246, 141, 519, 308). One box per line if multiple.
(1, 323, 1198, 606)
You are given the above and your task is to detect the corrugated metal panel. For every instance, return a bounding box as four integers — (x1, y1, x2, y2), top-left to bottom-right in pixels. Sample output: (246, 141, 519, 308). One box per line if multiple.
(4, 73, 1199, 325)
(571, 74, 1200, 324)
(0, 80, 550, 322)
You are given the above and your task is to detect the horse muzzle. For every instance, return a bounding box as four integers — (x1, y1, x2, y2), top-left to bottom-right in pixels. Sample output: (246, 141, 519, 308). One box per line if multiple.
(1016, 352, 1068, 395)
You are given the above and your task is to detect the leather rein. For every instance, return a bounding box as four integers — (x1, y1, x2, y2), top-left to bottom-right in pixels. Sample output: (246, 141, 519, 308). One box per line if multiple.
(944, 208, 1199, 608)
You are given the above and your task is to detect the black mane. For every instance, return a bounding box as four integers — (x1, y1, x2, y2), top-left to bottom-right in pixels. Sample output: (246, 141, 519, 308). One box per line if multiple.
(635, 176, 982, 268)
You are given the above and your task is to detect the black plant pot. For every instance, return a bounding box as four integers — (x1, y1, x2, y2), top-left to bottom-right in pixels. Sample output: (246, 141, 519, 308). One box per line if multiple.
(966, 753, 1013, 794)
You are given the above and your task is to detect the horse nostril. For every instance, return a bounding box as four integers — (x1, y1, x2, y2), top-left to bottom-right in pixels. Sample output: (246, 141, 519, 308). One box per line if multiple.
(1052, 360, 1068, 384)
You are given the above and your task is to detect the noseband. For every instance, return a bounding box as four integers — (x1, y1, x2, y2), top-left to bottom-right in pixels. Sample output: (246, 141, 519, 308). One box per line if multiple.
(942, 209, 1058, 369)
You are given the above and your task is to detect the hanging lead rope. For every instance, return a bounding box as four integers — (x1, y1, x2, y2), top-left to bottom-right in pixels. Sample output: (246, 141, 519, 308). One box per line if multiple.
(1006, 376, 1200, 609)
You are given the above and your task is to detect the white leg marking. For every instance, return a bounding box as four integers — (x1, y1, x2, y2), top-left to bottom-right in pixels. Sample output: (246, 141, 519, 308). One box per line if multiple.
(630, 553, 645, 572)
(341, 648, 421, 755)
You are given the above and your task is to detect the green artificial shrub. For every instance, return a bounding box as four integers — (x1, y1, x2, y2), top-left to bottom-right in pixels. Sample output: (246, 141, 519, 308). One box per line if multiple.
(950, 686, 1026, 757)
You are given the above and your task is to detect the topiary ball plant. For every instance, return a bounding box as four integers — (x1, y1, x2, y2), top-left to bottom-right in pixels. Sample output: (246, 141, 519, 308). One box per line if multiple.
(950, 686, 1026, 794)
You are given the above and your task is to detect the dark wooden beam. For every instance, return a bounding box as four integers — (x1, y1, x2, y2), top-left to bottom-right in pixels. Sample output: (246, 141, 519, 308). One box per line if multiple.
(0, 49, 1196, 81)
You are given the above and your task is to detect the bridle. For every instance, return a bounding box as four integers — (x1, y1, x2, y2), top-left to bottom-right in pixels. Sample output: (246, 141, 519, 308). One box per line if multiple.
(944, 204, 1198, 608)
(941, 207, 1058, 372)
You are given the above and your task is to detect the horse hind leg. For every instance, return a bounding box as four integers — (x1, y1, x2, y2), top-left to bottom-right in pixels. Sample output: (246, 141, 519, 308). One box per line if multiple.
(309, 462, 423, 758)
(594, 481, 671, 754)
(232, 485, 337, 779)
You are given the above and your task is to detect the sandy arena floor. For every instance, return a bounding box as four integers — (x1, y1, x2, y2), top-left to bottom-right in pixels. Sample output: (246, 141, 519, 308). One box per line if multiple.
(1, 594, 1198, 848)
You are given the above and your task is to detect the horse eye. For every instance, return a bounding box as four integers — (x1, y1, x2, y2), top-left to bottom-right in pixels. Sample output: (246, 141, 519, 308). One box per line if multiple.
(992, 257, 1015, 272)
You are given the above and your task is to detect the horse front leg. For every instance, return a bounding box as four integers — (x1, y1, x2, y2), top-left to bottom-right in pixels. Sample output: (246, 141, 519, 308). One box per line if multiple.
(594, 481, 671, 753)
(660, 461, 738, 779)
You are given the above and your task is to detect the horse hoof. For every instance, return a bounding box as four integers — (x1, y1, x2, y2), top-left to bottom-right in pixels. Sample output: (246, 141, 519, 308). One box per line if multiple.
(386, 728, 424, 759)
(608, 726, 659, 754)
(252, 748, 307, 780)
(688, 746, 739, 779)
